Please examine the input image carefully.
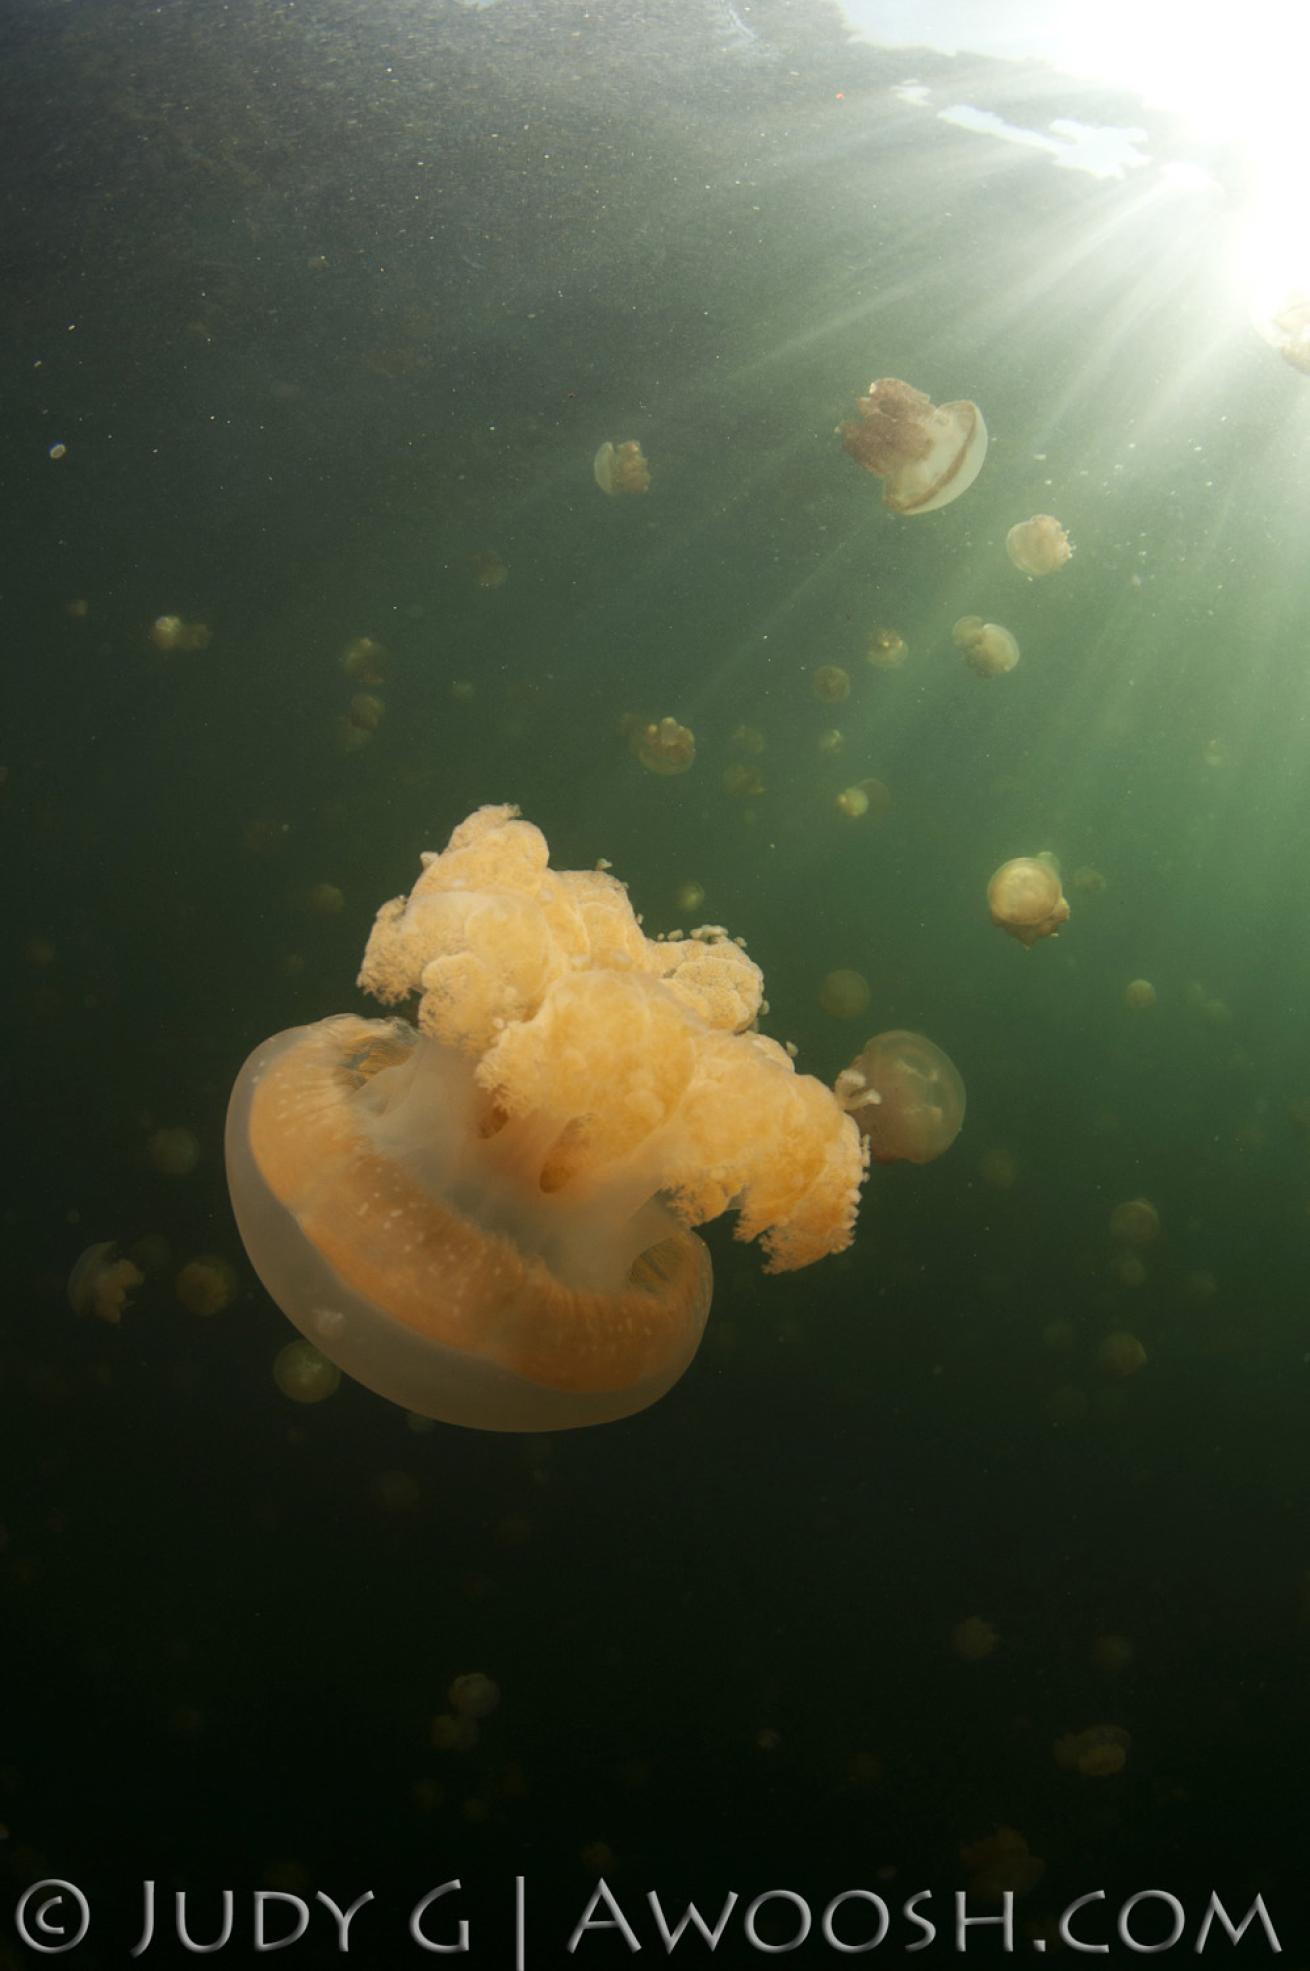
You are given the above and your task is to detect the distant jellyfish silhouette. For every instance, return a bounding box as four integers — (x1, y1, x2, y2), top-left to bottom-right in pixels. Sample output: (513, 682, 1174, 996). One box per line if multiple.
(594, 439, 651, 495)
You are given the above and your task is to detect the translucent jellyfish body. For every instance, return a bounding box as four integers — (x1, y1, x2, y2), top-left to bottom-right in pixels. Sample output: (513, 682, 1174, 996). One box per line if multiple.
(227, 806, 868, 1431)
(954, 616, 1020, 678)
(987, 857, 1069, 947)
(836, 1030, 965, 1165)
(840, 377, 987, 515)
(1005, 515, 1073, 576)
(593, 439, 651, 495)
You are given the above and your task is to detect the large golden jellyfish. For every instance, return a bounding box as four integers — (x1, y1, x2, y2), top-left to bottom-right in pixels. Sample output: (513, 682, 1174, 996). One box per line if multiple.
(836, 1030, 965, 1165)
(987, 856, 1069, 947)
(226, 806, 867, 1431)
(593, 440, 651, 496)
(839, 377, 987, 515)
(1005, 515, 1073, 577)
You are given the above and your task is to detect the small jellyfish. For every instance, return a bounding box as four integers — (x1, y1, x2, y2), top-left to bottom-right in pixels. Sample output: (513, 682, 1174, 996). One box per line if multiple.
(812, 664, 851, 703)
(722, 762, 765, 798)
(1250, 287, 1310, 374)
(632, 716, 695, 775)
(175, 1256, 237, 1317)
(148, 1126, 201, 1176)
(839, 377, 987, 514)
(273, 1340, 341, 1404)
(1114, 1254, 1147, 1290)
(470, 549, 509, 589)
(674, 880, 706, 915)
(952, 1616, 999, 1661)
(149, 615, 212, 653)
(866, 628, 908, 670)
(836, 1030, 965, 1165)
(341, 637, 386, 685)
(1071, 865, 1108, 895)
(1109, 1197, 1159, 1246)
(954, 616, 1020, 678)
(304, 882, 346, 916)
(1090, 1634, 1135, 1673)
(819, 968, 872, 1020)
(960, 1828, 1044, 1901)
(979, 1146, 1017, 1190)
(1098, 1330, 1147, 1377)
(816, 728, 845, 755)
(987, 857, 1069, 947)
(337, 693, 385, 752)
(449, 1672, 500, 1720)
(1124, 978, 1157, 1011)
(1005, 515, 1073, 577)
(593, 439, 651, 496)
(856, 776, 892, 818)
(730, 724, 766, 755)
(68, 1242, 144, 1325)
(835, 786, 869, 819)
(1054, 1724, 1130, 1778)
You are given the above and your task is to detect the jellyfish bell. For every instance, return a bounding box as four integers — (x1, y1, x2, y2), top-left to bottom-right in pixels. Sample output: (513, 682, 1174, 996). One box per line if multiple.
(836, 1030, 965, 1165)
(68, 1241, 144, 1324)
(987, 858, 1069, 946)
(1250, 285, 1310, 374)
(954, 616, 1019, 678)
(632, 716, 695, 775)
(593, 439, 651, 495)
(1005, 515, 1073, 577)
(839, 377, 987, 515)
(227, 806, 867, 1432)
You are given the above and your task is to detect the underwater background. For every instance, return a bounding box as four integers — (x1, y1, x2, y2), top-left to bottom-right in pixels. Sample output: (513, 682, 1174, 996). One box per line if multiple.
(4, 0, 1310, 1962)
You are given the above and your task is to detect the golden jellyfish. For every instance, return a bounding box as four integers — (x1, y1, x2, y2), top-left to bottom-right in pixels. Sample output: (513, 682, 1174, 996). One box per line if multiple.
(730, 724, 766, 756)
(148, 1125, 201, 1176)
(835, 786, 869, 819)
(812, 664, 850, 704)
(836, 1030, 965, 1166)
(1113, 1254, 1147, 1290)
(951, 1616, 998, 1662)
(337, 693, 385, 752)
(819, 968, 872, 1020)
(68, 1242, 144, 1325)
(470, 549, 509, 590)
(722, 762, 764, 798)
(1054, 1724, 1130, 1778)
(1005, 514, 1073, 577)
(226, 805, 868, 1431)
(954, 616, 1020, 679)
(856, 775, 892, 818)
(1071, 864, 1107, 896)
(979, 1146, 1017, 1190)
(632, 716, 695, 775)
(272, 1339, 340, 1404)
(817, 728, 845, 756)
(304, 881, 345, 916)
(341, 637, 386, 685)
(593, 439, 651, 496)
(839, 377, 987, 514)
(866, 627, 908, 670)
(674, 880, 706, 915)
(449, 1672, 500, 1720)
(1098, 1330, 1147, 1378)
(961, 1828, 1044, 1901)
(1250, 286, 1310, 374)
(1091, 1633, 1135, 1673)
(1109, 1197, 1160, 1246)
(175, 1256, 237, 1318)
(149, 614, 212, 653)
(987, 857, 1069, 947)
(1124, 978, 1157, 1011)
